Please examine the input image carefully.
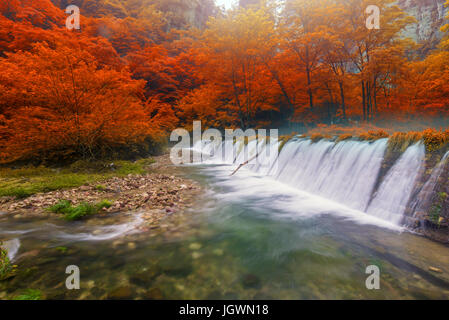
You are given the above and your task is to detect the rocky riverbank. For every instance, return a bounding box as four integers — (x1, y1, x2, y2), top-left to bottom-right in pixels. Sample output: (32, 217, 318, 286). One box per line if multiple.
(0, 154, 202, 226)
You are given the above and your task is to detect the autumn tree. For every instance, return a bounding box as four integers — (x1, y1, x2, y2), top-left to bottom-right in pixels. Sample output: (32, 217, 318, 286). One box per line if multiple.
(0, 42, 172, 163)
(335, 0, 415, 121)
(181, 7, 279, 129)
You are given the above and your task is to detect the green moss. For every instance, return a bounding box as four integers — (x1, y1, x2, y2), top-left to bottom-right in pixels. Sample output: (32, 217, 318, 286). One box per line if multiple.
(55, 246, 68, 254)
(95, 185, 107, 191)
(0, 158, 154, 199)
(14, 289, 42, 300)
(48, 199, 113, 221)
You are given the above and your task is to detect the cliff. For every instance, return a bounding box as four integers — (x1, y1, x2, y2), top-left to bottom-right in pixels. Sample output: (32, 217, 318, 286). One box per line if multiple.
(397, 0, 447, 49)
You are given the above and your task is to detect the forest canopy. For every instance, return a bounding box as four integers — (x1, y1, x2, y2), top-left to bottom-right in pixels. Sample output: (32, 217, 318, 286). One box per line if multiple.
(0, 0, 449, 164)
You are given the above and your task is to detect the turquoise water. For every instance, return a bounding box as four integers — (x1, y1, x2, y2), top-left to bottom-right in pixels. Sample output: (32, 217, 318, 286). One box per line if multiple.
(1, 164, 449, 299)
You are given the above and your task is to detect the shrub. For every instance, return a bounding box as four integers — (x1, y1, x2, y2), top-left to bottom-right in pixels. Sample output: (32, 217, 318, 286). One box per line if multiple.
(422, 129, 449, 152)
(48, 199, 112, 221)
(95, 185, 107, 191)
(0, 242, 17, 281)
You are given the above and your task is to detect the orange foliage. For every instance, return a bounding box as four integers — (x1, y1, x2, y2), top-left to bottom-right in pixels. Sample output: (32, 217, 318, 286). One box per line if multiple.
(0, 0, 449, 164)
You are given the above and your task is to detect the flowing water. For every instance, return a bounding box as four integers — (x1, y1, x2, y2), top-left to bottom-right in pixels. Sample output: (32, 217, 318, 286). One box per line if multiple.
(1, 138, 449, 299)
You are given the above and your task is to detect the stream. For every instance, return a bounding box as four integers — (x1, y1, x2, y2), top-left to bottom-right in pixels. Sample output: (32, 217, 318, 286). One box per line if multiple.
(1, 160, 449, 299)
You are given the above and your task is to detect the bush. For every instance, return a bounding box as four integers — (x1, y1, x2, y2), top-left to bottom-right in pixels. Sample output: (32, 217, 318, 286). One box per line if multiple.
(0, 242, 17, 281)
(48, 199, 112, 221)
(422, 129, 449, 152)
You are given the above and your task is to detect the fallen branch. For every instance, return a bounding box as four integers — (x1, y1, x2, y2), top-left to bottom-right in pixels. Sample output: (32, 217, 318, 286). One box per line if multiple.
(230, 153, 258, 176)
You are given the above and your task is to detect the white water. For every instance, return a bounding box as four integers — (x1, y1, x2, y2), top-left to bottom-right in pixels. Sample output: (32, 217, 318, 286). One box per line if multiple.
(366, 143, 425, 225)
(411, 151, 449, 217)
(192, 138, 428, 226)
(2, 238, 20, 261)
(273, 139, 387, 211)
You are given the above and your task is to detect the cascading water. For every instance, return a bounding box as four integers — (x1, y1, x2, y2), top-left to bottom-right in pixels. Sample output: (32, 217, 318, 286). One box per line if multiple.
(192, 137, 430, 226)
(272, 139, 387, 211)
(411, 150, 449, 218)
(366, 143, 426, 225)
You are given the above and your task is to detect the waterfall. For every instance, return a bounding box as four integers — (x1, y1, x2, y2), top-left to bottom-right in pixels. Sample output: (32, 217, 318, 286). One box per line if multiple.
(365, 143, 425, 225)
(191, 138, 434, 226)
(271, 139, 387, 211)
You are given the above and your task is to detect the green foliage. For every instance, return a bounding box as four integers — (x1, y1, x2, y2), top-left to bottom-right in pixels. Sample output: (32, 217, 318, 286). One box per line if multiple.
(95, 185, 107, 191)
(0, 242, 17, 281)
(55, 246, 68, 254)
(0, 158, 154, 199)
(429, 192, 447, 226)
(14, 289, 42, 300)
(48, 199, 113, 221)
(422, 129, 449, 152)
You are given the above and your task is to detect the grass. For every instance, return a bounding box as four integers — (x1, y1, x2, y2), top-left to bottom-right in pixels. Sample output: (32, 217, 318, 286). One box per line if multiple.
(47, 199, 113, 221)
(0, 243, 17, 281)
(13, 289, 42, 300)
(358, 130, 389, 141)
(0, 158, 155, 199)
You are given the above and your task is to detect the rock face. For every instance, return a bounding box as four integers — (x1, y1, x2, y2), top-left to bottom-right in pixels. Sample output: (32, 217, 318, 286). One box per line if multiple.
(397, 0, 448, 49)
